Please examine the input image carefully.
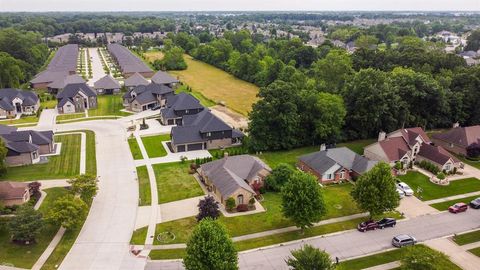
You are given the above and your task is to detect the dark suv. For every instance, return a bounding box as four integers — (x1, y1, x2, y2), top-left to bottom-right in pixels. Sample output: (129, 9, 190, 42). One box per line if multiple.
(357, 220, 379, 232)
(377, 218, 396, 229)
(392, 234, 417, 247)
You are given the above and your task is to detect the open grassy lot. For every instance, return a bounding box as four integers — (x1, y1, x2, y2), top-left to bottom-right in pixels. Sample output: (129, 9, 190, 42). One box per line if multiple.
(0, 134, 81, 181)
(0, 115, 39, 126)
(153, 162, 204, 204)
(0, 187, 68, 268)
(141, 134, 170, 158)
(132, 184, 362, 245)
(168, 55, 259, 116)
(453, 230, 480, 246)
(128, 138, 143, 160)
(337, 245, 460, 270)
(144, 50, 164, 62)
(137, 166, 151, 206)
(56, 112, 85, 123)
(397, 172, 480, 201)
(430, 194, 480, 210)
(88, 95, 132, 117)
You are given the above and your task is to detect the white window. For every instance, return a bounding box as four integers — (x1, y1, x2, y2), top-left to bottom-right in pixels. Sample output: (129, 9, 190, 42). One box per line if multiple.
(206, 132, 211, 137)
(340, 171, 346, 179)
(326, 174, 333, 180)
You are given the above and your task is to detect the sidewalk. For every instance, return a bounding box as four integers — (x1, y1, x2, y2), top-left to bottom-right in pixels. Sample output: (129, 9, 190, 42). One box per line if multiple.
(425, 238, 480, 270)
(425, 190, 480, 204)
(364, 261, 400, 270)
(31, 227, 66, 270)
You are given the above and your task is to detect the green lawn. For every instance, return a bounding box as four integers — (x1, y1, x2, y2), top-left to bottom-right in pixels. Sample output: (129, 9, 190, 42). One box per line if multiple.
(0, 115, 39, 126)
(469, 247, 480, 257)
(337, 245, 460, 270)
(56, 112, 86, 123)
(0, 187, 68, 268)
(0, 134, 81, 181)
(83, 130, 97, 176)
(88, 95, 132, 117)
(137, 166, 151, 206)
(141, 134, 170, 158)
(398, 172, 480, 201)
(131, 183, 362, 245)
(128, 138, 143, 160)
(430, 195, 480, 210)
(152, 162, 204, 204)
(453, 230, 480, 246)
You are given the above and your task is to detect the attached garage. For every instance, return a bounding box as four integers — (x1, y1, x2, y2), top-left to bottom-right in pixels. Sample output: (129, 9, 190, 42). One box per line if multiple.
(176, 145, 186, 152)
(187, 143, 203, 151)
(167, 119, 174, 125)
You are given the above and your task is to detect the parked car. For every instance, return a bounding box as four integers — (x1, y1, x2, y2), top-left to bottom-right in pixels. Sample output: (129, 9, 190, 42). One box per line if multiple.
(151, 104, 161, 110)
(470, 198, 480, 209)
(392, 234, 417, 247)
(397, 188, 405, 198)
(397, 182, 414, 196)
(357, 220, 379, 232)
(377, 218, 396, 229)
(448, 202, 468, 213)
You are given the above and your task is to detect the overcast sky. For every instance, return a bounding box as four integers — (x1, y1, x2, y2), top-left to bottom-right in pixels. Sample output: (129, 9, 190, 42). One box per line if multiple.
(0, 0, 479, 12)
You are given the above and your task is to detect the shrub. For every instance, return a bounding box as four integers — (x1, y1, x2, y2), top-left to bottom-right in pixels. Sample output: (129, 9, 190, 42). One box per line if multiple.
(437, 172, 446, 180)
(467, 143, 480, 159)
(418, 160, 439, 175)
(248, 197, 256, 205)
(236, 204, 249, 212)
(225, 197, 236, 211)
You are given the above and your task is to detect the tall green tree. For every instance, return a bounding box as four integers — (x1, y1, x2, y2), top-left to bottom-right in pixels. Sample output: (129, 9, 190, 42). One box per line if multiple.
(286, 245, 335, 270)
(183, 218, 238, 270)
(8, 205, 43, 243)
(351, 162, 400, 217)
(0, 52, 25, 88)
(155, 46, 187, 71)
(0, 139, 8, 176)
(281, 172, 326, 231)
(312, 50, 353, 93)
(68, 174, 98, 203)
(46, 195, 88, 230)
(401, 246, 452, 270)
(265, 163, 295, 192)
(465, 29, 480, 52)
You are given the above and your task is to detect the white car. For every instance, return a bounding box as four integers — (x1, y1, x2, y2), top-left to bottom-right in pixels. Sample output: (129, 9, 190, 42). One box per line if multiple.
(397, 182, 414, 196)
(396, 188, 405, 198)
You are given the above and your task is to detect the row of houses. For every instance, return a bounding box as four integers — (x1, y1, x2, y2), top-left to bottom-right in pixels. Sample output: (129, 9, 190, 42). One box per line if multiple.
(107, 44, 154, 78)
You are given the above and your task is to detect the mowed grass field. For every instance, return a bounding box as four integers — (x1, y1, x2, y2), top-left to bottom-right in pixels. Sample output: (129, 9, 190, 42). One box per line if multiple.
(88, 95, 132, 117)
(144, 50, 164, 62)
(168, 55, 259, 116)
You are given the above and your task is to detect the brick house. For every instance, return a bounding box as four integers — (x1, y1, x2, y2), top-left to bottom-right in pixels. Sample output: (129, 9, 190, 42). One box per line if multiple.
(0, 181, 30, 206)
(297, 146, 377, 184)
(432, 125, 480, 156)
(56, 83, 98, 114)
(159, 93, 204, 125)
(122, 83, 174, 112)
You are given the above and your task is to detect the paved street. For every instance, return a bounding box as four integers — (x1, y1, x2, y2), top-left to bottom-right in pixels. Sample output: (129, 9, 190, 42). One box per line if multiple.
(146, 209, 480, 270)
(87, 47, 107, 86)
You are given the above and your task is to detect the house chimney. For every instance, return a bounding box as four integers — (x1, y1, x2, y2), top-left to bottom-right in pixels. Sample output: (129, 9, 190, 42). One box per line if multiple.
(378, 131, 386, 142)
(320, 143, 326, 151)
(453, 122, 460, 128)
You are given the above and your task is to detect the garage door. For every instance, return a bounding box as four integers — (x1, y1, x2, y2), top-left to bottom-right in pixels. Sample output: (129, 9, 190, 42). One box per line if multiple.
(167, 119, 174, 125)
(177, 145, 186, 152)
(187, 143, 203, 151)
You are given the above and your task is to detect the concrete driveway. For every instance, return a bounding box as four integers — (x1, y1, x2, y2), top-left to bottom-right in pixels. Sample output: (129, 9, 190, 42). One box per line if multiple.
(146, 209, 480, 270)
(397, 195, 439, 218)
(87, 47, 108, 86)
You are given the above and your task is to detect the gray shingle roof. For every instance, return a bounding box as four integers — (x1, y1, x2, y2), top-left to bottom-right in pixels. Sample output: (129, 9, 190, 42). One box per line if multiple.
(1, 129, 53, 155)
(124, 83, 174, 106)
(0, 88, 39, 111)
(30, 44, 79, 85)
(201, 155, 270, 197)
(124, 72, 149, 88)
(161, 93, 204, 119)
(107, 44, 152, 74)
(47, 74, 86, 89)
(0, 125, 17, 135)
(56, 83, 97, 99)
(94, 75, 120, 89)
(151, 71, 179, 85)
(299, 147, 377, 175)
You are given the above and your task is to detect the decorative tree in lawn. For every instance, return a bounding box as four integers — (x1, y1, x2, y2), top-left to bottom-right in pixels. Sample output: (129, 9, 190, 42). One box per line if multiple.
(281, 171, 326, 232)
(401, 246, 451, 270)
(68, 174, 98, 203)
(183, 218, 238, 270)
(8, 205, 43, 244)
(46, 195, 88, 230)
(28, 181, 42, 198)
(0, 139, 8, 176)
(225, 197, 236, 212)
(196, 196, 220, 222)
(265, 163, 294, 192)
(351, 162, 400, 218)
(286, 244, 335, 270)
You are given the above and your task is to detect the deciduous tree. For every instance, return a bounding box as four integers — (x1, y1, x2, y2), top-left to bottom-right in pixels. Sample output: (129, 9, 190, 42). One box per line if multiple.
(265, 163, 294, 192)
(8, 205, 43, 243)
(196, 196, 220, 222)
(68, 174, 98, 203)
(286, 245, 335, 270)
(46, 195, 88, 230)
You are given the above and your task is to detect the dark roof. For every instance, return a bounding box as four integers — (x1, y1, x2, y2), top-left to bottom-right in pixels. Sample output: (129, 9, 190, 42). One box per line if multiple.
(432, 126, 480, 148)
(124, 83, 174, 105)
(299, 147, 377, 175)
(151, 71, 179, 85)
(200, 155, 270, 197)
(107, 44, 152, 74)
(30, 44, 79, 84)
(30, 70, 69, 85)
(377, 137, 411, 161)
(2, 130, 53, 146)
(48, 74, 85, 89)
(0, 181, 28, 200)
(124, 72, 149, 87)
(0, 88, 39, 111)
(0, 125, 17, 135)
(94, 75, 120, 89)
(56, 83, 97, 100)
(418, 144, 459, 166)
(161, 93, 204, 119)
(5, 141, 39, 154)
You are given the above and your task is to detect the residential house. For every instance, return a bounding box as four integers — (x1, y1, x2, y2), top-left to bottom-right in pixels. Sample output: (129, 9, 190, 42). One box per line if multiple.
(432, 125, 480, 156)
(107, 44, 154, 78)
(151, 71, 180, 88)
(124, 72, 149, 90)
(0, 181, 30, 206)
(47, 74, 86, 94)
(170, 110, 244, 152)
(0, 127, 55, 166)
(298, 146, 377, 184)
(364, 127, 461, 173)
(94, 75, 121, 94)
(123, 83, 174, 112)
(159, 93, 204, 125)
(56, 83, 97, 114)
(0, 88, 40, 119)
(198, 155, 271, 206)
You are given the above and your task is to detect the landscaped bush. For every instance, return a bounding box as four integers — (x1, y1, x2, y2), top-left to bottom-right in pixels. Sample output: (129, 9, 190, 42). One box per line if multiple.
(236, 204, 249, 212)
(225, 197, 236, 212)
(437, 172, 446, 180)
(417, 160, 440, 175)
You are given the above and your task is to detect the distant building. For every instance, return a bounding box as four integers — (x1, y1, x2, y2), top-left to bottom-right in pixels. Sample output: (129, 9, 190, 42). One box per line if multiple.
(123, 72, 149, 90)
(107, 44, 154, 78)
(151, 71, 180, 88)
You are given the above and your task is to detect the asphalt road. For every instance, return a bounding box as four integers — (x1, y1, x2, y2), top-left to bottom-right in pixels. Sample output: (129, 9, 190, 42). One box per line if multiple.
(146, 209, 480, 270)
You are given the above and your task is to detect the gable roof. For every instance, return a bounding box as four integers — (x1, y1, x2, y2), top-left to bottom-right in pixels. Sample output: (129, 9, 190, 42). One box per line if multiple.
(0, 124, 17, 135)
(432, 126, 480, 148)
(124, 72, 149, 87)
(0, 129, 53, 155)
(161, 93, 204, 119)
(94, 75, 121, 89)
(388, 127, 431, 146)
(124, 83, 174, 105)
(107, 44, 152, 74)
(377, 137, 411, 161)
(0, 88, 39, 111)
(47, 74, 85, 89)
(299, 147, 377, 175)
(418, 144, 459, 166)
(30, 44, 79, 85)
(151, 71, 179, 85)
(0, 181, 28, 200)
(56, 83, 97, 100)
(201, 155, 270, 197)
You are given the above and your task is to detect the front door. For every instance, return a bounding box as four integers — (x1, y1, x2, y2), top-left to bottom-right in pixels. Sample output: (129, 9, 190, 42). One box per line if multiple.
(237, 194, 244, 205)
